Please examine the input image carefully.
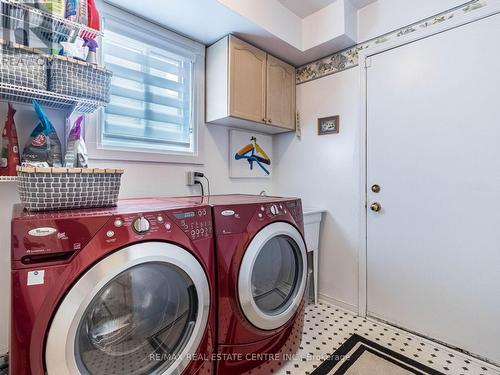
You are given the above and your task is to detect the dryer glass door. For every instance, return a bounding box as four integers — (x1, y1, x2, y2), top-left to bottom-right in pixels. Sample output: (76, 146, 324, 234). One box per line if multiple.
(251, 235, 300, 314)
(45, 242, 210, 375)
(238, 222, 307, 331)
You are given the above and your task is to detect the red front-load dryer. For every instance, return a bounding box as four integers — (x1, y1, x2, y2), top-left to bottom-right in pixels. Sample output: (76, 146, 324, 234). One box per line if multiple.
(175, 195, 308, 374)
(10, 198, 216, 375)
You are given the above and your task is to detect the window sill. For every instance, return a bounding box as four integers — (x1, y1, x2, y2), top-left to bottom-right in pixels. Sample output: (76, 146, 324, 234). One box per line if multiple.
(86, 140, 204, 165)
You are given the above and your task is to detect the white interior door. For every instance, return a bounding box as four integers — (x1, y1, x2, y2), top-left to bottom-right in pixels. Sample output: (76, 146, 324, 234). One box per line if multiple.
(366, 13, 500, 364)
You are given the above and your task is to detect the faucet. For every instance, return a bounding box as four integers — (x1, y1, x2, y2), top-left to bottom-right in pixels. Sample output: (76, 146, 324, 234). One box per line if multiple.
(259, 190, 267, 196)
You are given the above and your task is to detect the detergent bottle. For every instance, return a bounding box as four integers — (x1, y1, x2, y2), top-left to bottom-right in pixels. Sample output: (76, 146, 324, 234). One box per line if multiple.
(87, 0, 101, 30)
(0, 104, 20, 177)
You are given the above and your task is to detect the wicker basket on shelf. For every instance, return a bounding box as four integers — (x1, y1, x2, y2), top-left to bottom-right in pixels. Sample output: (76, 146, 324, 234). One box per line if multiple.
(48, 55, 112, 102)
(0, 41, 48, 90)
(17, 166, 123, 211)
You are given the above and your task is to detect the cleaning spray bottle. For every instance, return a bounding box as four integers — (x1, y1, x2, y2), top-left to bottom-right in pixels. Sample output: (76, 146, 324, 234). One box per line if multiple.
(83, 37, 98, 64)
(0, 104, 20, 176)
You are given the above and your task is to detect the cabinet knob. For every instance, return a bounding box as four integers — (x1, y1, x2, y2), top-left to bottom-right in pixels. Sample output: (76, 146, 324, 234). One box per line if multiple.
(268, 119, 272, 123)
(262, 118, 266, 122)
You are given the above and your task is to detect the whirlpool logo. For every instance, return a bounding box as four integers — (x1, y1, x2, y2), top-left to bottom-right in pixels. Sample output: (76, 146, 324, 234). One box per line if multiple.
(28, 227, 57, 237)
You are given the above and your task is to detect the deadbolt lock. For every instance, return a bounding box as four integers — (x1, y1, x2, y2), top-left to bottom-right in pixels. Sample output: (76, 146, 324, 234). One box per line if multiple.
(371, 184, 381, 193)
(370, 202, 382, 212)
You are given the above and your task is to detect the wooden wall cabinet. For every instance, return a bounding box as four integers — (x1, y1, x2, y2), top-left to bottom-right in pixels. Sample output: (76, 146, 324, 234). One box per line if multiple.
(206, 35, 296, 134)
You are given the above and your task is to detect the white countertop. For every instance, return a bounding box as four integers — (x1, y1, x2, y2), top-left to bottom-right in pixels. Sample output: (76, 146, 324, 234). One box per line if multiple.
(302, 207, 327, 215)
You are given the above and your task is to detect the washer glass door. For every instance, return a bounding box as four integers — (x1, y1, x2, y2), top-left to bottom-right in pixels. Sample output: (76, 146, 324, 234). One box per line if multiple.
(75, 262, 196, 374)
(238, 222, 307, 331)
(45, 242, 210, 375)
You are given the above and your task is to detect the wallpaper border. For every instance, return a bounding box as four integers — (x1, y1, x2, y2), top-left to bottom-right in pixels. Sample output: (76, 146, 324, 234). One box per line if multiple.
(296, 0, 488, 84)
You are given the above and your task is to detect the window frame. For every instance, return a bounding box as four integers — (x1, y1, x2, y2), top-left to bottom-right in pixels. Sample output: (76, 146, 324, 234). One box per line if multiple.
(86, 2, 205, 164)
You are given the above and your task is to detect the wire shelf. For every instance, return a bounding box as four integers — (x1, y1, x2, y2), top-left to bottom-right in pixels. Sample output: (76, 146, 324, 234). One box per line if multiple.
(0, 2, 109, 113)
(0, 176, 17, 182)
(1, 0, 102, 48)
(0, 82, 106, 113)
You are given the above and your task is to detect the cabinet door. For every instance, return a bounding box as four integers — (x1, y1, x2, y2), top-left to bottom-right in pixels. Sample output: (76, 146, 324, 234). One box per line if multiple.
(228, 36, 267, 123)
(266, 55, 295, 130)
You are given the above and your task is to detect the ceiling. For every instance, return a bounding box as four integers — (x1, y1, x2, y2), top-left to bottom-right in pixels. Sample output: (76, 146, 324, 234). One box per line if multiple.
(103, 0, 377, 66)
(278, 0, 376, 18)
(278, 0, 337, 18)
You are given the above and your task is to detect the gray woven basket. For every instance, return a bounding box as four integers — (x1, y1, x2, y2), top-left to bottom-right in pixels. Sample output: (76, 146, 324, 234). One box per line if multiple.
(48, 55, 112, 102)
(0, 42, 48, 90)
(17, 166, 123, 211)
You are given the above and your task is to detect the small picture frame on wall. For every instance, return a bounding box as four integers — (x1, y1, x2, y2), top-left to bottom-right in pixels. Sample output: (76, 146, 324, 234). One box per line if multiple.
(318, 115, 340, 135)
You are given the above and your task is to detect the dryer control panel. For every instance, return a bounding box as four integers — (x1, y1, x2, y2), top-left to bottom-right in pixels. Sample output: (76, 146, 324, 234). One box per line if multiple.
(213, 198, 303, 235)
(256, 202, 288, 220)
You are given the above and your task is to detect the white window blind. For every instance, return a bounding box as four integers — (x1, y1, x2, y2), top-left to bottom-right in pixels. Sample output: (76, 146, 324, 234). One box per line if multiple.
(101, 21, 195, 154)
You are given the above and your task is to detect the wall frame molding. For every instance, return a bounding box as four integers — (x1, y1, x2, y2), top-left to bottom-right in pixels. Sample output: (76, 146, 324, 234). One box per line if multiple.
(356, 0, 500, 318)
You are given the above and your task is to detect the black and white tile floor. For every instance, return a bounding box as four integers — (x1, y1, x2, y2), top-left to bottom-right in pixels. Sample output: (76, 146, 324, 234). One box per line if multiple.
(1, 302, 498, 375)
(278, 302, 500, 375)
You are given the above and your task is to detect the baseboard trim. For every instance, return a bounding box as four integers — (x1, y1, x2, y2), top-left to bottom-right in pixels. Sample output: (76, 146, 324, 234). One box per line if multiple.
(367, 315, 500, 370)
(318, 293, 358, 314)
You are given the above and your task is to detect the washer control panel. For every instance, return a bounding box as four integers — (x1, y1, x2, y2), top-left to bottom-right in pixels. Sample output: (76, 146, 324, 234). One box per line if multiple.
(172, 208, 212, 241)
(132, 217, 151, 234)
(107, 207, 212, 241)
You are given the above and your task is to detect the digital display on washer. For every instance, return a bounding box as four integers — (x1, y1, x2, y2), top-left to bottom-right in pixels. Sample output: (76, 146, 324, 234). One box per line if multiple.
(173, 211, 195, 219)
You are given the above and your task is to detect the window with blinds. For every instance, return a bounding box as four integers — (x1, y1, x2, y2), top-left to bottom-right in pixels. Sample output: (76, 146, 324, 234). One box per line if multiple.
(101, 18, 197, 155)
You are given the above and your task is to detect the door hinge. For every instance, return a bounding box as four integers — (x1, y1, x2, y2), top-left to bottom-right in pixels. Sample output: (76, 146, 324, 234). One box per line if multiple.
(364, 57, 372, 68)
(295, 111, 301, 139)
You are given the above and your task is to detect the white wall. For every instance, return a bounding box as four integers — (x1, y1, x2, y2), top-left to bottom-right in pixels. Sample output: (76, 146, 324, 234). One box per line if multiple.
(217, 0, 302, 48)
(90, 124, 273, 199)
(273, 68, 361, 311)
(302, 0, 349, 49)
(0, 103, 272, 353)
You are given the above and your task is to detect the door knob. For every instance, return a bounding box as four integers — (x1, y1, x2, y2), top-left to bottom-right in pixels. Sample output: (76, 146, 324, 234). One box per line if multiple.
(370, 202, 382, 212)
(371, 184, 381, 193)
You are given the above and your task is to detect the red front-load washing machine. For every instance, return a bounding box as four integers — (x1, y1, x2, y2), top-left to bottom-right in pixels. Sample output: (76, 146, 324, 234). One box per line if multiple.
(10, 198, 216, 375)
(174, 195, 308, 374)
